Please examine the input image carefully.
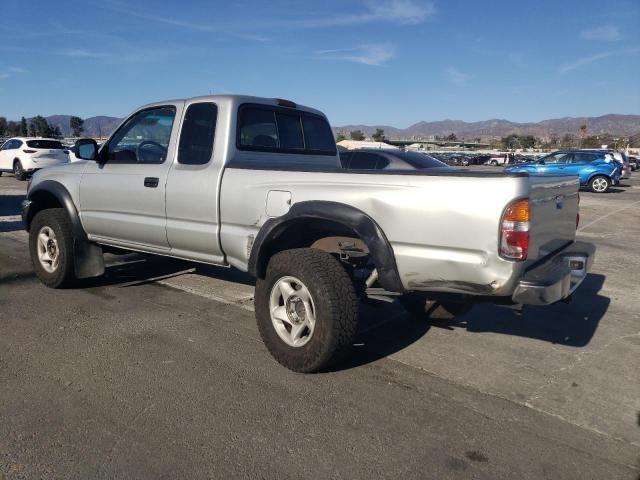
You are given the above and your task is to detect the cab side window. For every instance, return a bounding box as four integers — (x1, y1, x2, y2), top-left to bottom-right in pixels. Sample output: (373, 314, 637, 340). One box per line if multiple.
(178, 103, 218, 165)
(106, 106, 176, 164)
(545, 153, 572, 164)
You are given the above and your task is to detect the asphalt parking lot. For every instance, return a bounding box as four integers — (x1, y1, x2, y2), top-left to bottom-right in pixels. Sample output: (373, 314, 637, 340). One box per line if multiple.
(1, 170, 639, 479)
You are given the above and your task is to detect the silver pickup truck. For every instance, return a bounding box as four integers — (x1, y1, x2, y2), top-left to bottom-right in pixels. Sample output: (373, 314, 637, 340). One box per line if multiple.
(22, 95, 595, 372)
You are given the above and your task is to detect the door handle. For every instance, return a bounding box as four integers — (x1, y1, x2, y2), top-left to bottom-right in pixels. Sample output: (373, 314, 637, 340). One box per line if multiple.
(144, 177, 159, 188)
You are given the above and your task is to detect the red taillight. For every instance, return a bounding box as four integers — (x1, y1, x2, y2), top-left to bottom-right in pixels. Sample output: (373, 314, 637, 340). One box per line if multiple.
(276, 98, 297, 108)
(23, 149, 37, 153)
(576, 193, 580, 229)
(500, 199, 530, 261)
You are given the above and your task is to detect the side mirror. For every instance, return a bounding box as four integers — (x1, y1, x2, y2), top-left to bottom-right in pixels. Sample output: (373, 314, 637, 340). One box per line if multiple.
(74, 139, 99, 161)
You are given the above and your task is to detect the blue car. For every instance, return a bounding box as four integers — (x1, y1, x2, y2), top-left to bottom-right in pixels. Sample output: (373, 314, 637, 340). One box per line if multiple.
(504, 150, 621, 193)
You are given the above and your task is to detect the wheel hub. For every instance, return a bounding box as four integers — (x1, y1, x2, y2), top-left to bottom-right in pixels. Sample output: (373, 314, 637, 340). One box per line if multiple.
(286, 296, 306, 324)
(47, 239, 57, 259)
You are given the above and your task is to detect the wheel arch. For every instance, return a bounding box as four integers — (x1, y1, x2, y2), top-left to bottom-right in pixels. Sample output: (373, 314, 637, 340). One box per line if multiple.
(248, 201, 404, 292)
(25, 180, 104, 279)
(26, 181, 84, 238)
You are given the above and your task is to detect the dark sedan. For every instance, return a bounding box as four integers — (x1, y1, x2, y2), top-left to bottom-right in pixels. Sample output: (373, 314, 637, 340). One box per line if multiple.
(339, 149, 450, 171)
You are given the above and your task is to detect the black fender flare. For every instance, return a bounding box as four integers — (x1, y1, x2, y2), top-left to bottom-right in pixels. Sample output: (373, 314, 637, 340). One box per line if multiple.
(25, 180, 104, 279)
(248, 201, 404, 293)
(26, 180, 86, 239)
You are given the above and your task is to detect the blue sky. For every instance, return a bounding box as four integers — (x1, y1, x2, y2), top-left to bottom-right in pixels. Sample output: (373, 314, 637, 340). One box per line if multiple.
(1, 0, 638, 126)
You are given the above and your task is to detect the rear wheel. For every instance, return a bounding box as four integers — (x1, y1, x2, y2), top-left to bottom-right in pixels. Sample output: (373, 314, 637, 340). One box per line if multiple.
(255, 248, 358, 373)
(13, 159, 26, 181)
(400, 293, 473, 321)
(29, 208, 76, 288)
(490, 160, 498, 166)
(588, 175, 610, 193)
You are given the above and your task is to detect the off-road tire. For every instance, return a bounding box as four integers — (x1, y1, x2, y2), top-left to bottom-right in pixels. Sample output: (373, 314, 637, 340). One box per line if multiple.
(13, 160, 27, 181)
(255, 248, 359, 373)
(588, 175, 610, 193)
(29, 208, 76, 288)
(400, 293, 473, 321)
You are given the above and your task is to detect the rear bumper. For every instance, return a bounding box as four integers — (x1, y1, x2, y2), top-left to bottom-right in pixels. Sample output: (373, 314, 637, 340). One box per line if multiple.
(511, 241, 595, 305)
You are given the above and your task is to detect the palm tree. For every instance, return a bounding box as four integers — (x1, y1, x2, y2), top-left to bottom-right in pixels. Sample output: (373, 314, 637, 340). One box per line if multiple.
(578, 124, 587, 146)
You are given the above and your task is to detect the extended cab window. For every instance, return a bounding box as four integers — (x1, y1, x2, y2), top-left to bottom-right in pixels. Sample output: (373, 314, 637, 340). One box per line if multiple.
(178, 103, 218, 165)
(107, 106, 176, 163)
(237, 105, 336, 155)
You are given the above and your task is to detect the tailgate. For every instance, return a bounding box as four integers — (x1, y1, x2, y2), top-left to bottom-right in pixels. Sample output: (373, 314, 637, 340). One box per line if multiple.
(527, 175, 579, 262)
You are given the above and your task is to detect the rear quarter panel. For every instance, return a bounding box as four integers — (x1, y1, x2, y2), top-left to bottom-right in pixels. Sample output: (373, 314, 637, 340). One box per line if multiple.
(220, 168, 533, 295)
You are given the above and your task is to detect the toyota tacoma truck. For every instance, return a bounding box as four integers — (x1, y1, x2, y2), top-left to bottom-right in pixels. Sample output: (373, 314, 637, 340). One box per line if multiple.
(22, 95, 595, 372)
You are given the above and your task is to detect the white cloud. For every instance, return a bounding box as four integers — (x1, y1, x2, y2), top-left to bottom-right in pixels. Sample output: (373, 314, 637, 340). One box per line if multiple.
(301, 0, 435, 27)
(0, 73, 9, 80)
(316, 44, 394, 66)
(446, 66, 469, 84)
(95, 0, 434, 37)
(581, 25, 622, 41)
(559, 51, 614, 73)
(52, 48, 109, 58)
(8, 66, 27, 73)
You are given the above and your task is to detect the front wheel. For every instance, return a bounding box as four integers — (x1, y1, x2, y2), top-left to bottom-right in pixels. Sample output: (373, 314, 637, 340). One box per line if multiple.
(490, 160, 498, 166)
(13, 160, 27, 181)
(255, 248, 359, 373)
(588, 175, 610, 193)
(29, 208, 76, 288)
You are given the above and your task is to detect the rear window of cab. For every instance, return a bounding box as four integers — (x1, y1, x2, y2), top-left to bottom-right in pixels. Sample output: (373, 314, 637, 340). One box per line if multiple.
(237, 104, 336, 156)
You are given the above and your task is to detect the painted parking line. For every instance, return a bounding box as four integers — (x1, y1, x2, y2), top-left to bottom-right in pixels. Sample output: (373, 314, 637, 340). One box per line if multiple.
(578, 200, 640, 232)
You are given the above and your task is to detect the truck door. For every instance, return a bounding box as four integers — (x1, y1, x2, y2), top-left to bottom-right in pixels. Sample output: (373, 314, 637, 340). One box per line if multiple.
(165, 101, 225, 264)
(79, 103, 183, 249)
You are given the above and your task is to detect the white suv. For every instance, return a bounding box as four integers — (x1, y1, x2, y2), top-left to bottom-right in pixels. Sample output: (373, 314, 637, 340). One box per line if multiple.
(0, 137, 69, 180)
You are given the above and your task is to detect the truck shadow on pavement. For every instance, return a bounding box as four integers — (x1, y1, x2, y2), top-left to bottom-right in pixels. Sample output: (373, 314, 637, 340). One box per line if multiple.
(84, 254, 255, 289)
(341, 273, 609, 371)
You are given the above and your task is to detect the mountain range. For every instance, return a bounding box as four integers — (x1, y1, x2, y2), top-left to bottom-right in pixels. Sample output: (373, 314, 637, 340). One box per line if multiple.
(37, 113, 640, 140)
(333, 114, 640, 140)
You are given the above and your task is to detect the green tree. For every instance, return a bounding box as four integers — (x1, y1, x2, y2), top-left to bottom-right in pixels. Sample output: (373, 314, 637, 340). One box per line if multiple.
(371, 128, 386, 142)
(445, 133, 458, 141)
(70, 116, 84, 137)
(335, 133, 346, 142)
(349, 130, 365, 141)
(6, 120, 20, 136)
(501, 134, 520, 149)
(520, 135, 537, 149)
(20, 117, 28, 136)
(50, 125, 62, 138)
(29, 116, 52, 137)
(0, 117, 7, 136)
(28, 122, 36, 137)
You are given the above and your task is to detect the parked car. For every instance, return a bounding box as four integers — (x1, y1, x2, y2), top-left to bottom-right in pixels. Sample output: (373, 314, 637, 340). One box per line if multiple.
(611, 151, 631, 180)
(23, 95, 594, 372)
(628, 156, 638, 171)
(0, 137, 69, 180)
(504, 150, 621, 193)
(486, 153, 514, 166)
(339, 149, 450, 171)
